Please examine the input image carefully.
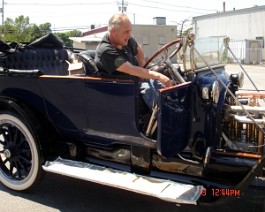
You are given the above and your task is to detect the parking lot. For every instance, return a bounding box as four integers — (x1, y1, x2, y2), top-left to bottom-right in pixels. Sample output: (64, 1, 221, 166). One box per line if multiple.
(0, 171, 264, 212)
(225, 63, 265, 90)
(1, 63, 265, 212)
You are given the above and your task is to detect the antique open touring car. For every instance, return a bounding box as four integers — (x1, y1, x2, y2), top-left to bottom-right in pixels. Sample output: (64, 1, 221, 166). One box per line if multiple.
(0, 33, 264, 206)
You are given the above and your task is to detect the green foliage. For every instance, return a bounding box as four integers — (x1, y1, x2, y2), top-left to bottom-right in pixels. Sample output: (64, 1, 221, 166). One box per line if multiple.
(177, 27, 193, 38)
(0, 15, 82, 46)
(55, 30, 82, 47)
(2, 15, 39, 42)
(182, 27, 193, 37)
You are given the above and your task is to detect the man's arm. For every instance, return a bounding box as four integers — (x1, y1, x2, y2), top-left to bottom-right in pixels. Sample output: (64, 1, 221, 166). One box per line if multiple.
(117, 61, 172, 87)
(135, 44, 146, 67)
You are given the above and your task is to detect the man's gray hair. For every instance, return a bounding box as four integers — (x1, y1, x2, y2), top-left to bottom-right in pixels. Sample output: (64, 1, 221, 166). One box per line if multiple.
(108, 14, 128, 32)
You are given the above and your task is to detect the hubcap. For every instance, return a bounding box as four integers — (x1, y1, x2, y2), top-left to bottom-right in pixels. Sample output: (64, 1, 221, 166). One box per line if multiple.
(0, 123, 32, 181)
(4, 149, 11, 158)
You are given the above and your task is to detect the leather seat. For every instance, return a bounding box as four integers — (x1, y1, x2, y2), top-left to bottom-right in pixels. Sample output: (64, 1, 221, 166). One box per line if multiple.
(1, 48, 69, 75)
(0, 33, 70, 76)
(78, 50, 99, 75)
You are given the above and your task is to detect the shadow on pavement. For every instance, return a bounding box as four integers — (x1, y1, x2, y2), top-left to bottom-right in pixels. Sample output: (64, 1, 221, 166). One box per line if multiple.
(0, 172, 264, 212)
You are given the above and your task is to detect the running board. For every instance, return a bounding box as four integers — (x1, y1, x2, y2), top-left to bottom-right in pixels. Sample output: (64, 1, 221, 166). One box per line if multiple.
(43, 157, 203, 205)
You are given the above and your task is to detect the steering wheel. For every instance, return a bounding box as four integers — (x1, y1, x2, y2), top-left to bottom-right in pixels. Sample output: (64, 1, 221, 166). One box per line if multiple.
(143, 38, 185, 84)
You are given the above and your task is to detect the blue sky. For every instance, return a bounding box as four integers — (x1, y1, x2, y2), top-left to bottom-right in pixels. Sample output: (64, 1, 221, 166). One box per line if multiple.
(3, 0, 265, 32)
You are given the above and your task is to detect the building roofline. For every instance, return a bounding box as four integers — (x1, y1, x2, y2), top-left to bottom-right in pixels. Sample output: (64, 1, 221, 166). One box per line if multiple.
(193, 5, 265, 21)
(82, 24, 176, 36)
(69, 37, 102, 42)
(83, 26, 108, 36)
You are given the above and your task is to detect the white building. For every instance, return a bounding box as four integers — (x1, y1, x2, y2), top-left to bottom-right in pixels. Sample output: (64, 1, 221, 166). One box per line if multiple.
(192, 4, 265, 64)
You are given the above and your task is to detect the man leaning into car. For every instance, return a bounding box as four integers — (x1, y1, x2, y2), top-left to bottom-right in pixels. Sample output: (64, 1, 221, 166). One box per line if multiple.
(95, 13, 173, 109)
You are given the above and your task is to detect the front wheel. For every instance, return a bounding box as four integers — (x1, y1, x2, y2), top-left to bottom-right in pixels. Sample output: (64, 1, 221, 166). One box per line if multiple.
(0, 112, 42, 191)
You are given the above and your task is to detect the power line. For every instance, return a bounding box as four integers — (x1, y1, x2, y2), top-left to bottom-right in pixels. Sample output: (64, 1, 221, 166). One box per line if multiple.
(6, 2, 114, 6)
(138, 0, 218, 12)
(2, 25, 89, 33)
(3, 0, 219, 31)
(6, 0, 217, 13)
(126, 3, 205, 14)
(128, 2, 215, 14)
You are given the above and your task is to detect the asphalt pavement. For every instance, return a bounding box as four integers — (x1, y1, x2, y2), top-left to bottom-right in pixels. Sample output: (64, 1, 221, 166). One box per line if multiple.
(0, 172, 265, 212)
(225, 63, 265, 90)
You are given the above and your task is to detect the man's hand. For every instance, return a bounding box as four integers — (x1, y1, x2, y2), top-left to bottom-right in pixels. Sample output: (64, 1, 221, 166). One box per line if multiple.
(157, 73, 173, 87)
(117, 62, 173, 87)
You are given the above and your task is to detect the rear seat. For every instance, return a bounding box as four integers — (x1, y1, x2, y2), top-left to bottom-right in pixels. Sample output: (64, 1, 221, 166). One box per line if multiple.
(1, 48, 69, 75)
(0, 33, 70, 75)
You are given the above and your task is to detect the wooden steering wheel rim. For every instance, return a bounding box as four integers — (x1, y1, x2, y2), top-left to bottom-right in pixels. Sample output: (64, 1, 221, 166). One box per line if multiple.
(143, 38, 183, 68)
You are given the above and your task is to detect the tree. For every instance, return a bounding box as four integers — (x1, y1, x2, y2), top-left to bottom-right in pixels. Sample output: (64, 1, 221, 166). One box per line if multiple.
(182, 27, 193, 37)
(1, 15, 52, 42)
(3, 17, 17, 41)
(39, 23, 52, 35)
(1, 15, 82, 47)
(176, 19, 193, 38)
(29, 22, 52, 41)
(55, 30, 82, 47)
(3, 15, 37, 42)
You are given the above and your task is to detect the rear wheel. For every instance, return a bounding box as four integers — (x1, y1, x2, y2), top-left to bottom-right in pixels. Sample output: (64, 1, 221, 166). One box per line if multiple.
(0, 112, 42, 191)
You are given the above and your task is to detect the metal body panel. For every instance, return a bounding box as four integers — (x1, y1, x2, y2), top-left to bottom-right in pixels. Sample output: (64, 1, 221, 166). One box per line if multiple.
(39, 76, 146, 146)
(43, 157, 203, 205)
(40, 76, 87, 130)
(158, 82, 192, 158)
(84, 79, 138, 135)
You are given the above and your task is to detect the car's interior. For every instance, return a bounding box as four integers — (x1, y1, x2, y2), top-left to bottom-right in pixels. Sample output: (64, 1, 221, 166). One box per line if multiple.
(0, 33, 181, 140)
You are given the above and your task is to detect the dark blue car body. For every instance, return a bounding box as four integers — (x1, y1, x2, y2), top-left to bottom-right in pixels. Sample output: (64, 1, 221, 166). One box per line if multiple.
(0, 34, 264, 206)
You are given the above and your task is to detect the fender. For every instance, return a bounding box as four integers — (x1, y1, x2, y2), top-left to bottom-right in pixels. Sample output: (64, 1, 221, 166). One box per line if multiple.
(0, 96, 44, 158)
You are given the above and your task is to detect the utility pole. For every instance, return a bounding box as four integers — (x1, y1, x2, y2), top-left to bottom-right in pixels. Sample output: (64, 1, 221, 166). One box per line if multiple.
(117, 0, 128, 13)
(1, 0, 4, 41)
(121, 0, 124, 13)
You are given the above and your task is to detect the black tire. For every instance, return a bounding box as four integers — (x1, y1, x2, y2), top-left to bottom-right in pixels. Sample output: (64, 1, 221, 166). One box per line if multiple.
(0, 112, 42, 191)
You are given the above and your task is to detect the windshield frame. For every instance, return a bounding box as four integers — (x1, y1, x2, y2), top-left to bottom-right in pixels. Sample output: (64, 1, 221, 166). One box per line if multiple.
(182, 36, 228, 72)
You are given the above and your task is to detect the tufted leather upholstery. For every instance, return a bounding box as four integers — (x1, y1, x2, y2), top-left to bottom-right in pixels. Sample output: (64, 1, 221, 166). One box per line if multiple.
(0, 48, 70, 75)
(78, 50, 98, 75)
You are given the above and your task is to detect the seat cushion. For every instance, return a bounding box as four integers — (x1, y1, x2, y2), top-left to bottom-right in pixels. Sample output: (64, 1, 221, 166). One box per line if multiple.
(1, 48, 69, 75)
(0, 34, 70, 75)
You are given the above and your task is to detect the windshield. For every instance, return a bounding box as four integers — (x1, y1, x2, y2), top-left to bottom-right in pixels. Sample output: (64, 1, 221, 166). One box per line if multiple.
(184, 36, 227, 71)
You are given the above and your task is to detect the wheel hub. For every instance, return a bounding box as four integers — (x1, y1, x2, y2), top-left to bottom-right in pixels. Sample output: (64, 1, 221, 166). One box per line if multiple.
(3, 149, 12, 158)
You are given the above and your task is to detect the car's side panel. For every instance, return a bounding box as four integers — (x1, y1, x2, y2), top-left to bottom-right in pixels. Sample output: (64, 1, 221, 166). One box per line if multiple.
(157, 82, 192, 158)
(0, 75, 46, 114)
(39, 76, 87, 131)
(84, 78, 139, 135)
(39, 76, 155, 147)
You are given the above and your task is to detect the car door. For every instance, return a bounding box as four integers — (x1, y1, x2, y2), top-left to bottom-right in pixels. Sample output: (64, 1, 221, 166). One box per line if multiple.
(40, 76, 87, 132)
(157, 82, 192, 158)
(83, 78, 140, 137)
